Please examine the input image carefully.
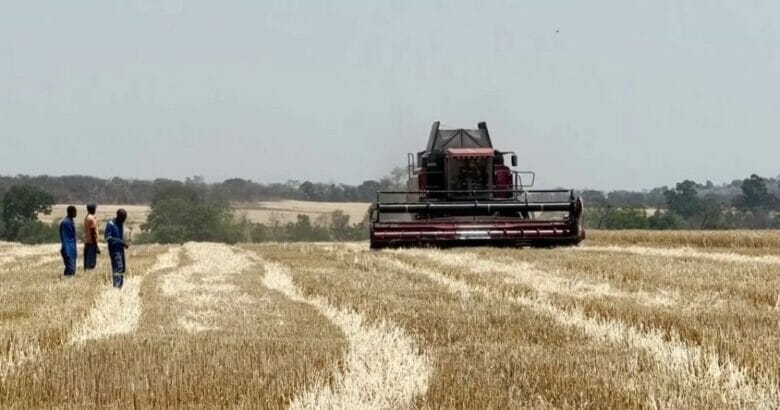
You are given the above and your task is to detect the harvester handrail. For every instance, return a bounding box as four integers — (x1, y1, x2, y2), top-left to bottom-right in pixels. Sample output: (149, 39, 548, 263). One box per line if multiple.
(376, 189, 574, 195)
(377, 200, 573, 205)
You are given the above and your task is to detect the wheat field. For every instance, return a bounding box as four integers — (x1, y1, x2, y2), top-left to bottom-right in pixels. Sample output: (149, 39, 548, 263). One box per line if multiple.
(1, 231, 779, 408)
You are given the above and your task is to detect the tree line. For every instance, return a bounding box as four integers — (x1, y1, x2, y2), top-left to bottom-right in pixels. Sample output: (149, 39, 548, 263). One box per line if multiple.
(0, 170, 407, 205)
(2, 172, 779, 244)
(136, 181, 368, 244)
(582, 174, 780, 229)
(1, 170, 776, 209)
(0, 181, 369, 244)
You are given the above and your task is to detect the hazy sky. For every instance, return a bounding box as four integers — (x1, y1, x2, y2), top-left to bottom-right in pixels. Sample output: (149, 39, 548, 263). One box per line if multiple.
(1, 1, 778, 191)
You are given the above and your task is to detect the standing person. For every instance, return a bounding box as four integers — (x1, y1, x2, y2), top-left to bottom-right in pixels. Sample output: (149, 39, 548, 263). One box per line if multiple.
(105, 209, 129, 288)
(59, 205, 78, 277)
(83, 203, 100, 270)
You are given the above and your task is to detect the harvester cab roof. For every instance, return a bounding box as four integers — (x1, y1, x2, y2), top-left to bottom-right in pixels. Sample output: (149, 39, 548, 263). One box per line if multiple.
(420, 122, 517, 168)
(426, 121, 493, 151)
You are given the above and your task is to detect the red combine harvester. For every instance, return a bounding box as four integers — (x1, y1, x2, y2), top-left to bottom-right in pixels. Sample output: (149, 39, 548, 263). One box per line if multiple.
(369, 121, 585, 249)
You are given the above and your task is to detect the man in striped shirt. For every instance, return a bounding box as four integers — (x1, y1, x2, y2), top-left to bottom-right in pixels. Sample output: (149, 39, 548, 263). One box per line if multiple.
(83, 203, 100, 270)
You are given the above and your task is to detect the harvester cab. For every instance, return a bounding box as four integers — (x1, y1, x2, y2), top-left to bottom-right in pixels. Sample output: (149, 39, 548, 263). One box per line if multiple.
(369, 121, 585, 249)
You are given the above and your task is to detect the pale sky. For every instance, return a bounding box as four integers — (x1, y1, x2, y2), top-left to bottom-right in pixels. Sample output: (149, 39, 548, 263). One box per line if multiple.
(1, 1, 778, 191)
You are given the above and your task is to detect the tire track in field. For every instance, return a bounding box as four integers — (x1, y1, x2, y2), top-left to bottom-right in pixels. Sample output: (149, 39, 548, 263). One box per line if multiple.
(382, 252, 780, 409)
(577, 245, 780, 265)
(69, 247, 181, 344)
(417, 250, 677, 307)
(260, 259, 432, 410)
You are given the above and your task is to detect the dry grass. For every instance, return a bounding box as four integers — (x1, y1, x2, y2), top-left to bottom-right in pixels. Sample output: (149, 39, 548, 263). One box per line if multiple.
(3, 232, 780, 408)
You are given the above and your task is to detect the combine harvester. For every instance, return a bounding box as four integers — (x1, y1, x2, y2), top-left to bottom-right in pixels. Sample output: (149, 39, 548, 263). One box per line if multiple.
(369, 121, 585, 249)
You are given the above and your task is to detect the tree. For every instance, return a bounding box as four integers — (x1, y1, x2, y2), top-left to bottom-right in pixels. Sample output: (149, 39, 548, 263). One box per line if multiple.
(647, 211, 682, 230)
(299, 181, 322, 201)
(1, 185, 55, 240)
(734, 174, 777, 212)
(327, 210, 367, 240)
(580, 190, 606, 204)
(698, 196, 724, 229)
(357, 180, 382, 202)
(219, 178, 255, 202)
(141, 183, 237, 243)
(602, 208, 648, 230)
(607, 191, 648, 208)
(664, 180, 704, 220)
(580, 190, 612, 229)
(286, 214, 328, 241)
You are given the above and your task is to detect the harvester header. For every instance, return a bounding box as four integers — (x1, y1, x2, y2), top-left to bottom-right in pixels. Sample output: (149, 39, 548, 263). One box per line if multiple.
(369, 121, 585, 249)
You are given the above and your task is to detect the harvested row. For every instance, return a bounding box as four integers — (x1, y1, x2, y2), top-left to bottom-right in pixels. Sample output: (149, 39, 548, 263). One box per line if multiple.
(5, 237, 780, 407)
(386, 250, 780, 408)
(69, 246, 181, 344)
(260, 259, 431, 409)
(0, 246, 164, 396)
(473, 246, 780, 313)
(2, 244, 348, 408)
(160, 242, 254, 333)
(415, 249, 677, 307)
(1, 254, 105, 382)
(469, 245, 780, 383)
(259, 243, 701, 408)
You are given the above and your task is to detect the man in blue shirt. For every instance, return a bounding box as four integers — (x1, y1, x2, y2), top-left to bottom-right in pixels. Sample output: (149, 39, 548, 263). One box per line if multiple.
(59, 205, 78, 276)
(105, 208, 130, 288)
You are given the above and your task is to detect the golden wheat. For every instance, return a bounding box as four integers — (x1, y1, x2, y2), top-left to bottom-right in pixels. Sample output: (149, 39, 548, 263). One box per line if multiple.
(385, 250, 778, 408)
(589, 229, 780, 251)
(260, 259, 431, 409)
(3, 233, 780, 408)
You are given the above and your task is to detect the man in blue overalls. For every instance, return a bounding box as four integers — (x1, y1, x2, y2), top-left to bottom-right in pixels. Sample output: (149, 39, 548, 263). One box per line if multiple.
(59, 205, 78, 276)
(104, 209, 129, 288)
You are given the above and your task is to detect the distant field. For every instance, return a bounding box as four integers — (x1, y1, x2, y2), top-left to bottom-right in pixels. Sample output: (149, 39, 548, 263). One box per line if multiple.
(40, 205, 150, 240)
(234, 200, 369, 224)
(40, 201, 371, 238)
(3, 231, 780, 407)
